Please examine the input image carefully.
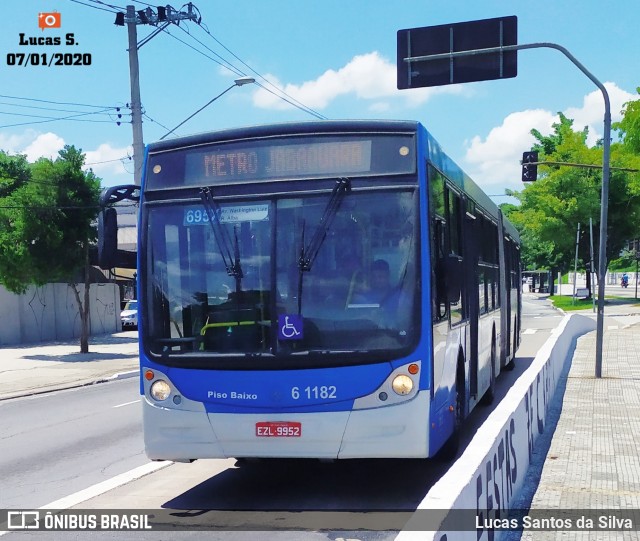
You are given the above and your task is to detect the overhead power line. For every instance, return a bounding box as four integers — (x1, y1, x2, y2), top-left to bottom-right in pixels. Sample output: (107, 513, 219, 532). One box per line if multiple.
(0, 95, 127, 129)
(85, 155, 132, 166)
(128, 3, 328, 120)
(0, 100, 120, 117)
(142, 112, 173, 133)
(0, 204, 102, 210)
(67, 0, 121, 14)
(110, 3, 203, 183)
(65, 2, 329, 182)
(158, 26, 242, 77)
(0, 108, 126, 129)
(0, 110, 117, 122)
(190, 21, 327, 120)
(0, 93, 117, 109)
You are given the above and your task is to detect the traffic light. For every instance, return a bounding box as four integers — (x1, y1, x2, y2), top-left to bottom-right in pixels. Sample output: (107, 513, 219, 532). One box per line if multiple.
(521, 151, 538, 182)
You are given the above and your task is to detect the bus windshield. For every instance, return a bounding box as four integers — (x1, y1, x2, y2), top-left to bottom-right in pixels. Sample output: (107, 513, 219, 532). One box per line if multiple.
(144, 187, 419, 367)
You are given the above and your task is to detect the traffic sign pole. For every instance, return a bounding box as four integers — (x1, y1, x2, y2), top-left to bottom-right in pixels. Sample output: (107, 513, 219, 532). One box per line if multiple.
(399, 35, 611, 378)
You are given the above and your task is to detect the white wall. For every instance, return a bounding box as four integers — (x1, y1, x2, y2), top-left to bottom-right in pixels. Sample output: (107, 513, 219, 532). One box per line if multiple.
(0, 283, 120, 345)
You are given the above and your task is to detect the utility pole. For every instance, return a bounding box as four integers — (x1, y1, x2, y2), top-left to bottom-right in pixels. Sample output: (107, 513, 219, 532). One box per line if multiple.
(572, 223, 580, 305)
(116, 4, 199, 184)
(126, 5, 144, 185)
(590, 218, 595, 313)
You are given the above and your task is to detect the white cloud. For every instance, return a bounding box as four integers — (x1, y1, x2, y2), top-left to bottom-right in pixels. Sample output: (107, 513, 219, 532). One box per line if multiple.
(0, 130, 133, 186)
(464, 109, 555, 192)
(84, 143, 133, 181)
(252, 51, 467, 111)
(22, 132, 65, 162)
(369, 102, 392, 113)
(463, 82, 635, 195)
(0, 130, 40, 154)
(564, 82, 635, 145)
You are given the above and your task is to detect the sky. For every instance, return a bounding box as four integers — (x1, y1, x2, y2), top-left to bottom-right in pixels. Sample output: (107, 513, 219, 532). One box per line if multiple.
(0, 0, 638, 203)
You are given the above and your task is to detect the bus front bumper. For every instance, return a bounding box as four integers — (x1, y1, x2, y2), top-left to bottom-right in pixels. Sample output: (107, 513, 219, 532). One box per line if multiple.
(143, 392, 430, 461)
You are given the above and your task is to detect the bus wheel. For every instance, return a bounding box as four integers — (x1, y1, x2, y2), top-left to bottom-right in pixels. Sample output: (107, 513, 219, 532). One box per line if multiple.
(481, 340, 496, 405)
(435, 360, 464, 461)
(504, 321, 518, 371)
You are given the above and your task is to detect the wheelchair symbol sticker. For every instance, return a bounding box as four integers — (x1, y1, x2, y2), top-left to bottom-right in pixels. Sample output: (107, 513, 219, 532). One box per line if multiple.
(278, 314, 303, 340)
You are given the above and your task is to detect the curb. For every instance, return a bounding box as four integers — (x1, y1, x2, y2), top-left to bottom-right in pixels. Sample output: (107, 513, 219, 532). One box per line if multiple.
(99, 369, 139, 383)
(0, 369, 139, 402)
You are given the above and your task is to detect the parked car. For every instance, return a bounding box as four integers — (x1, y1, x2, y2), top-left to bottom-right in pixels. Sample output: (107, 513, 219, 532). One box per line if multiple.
(120, 300, 138, 329)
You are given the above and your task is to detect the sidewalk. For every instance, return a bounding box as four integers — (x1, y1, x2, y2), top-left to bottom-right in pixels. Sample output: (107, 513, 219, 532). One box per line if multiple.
(0, 331, 139, 400)
(518, 297, 640, 539)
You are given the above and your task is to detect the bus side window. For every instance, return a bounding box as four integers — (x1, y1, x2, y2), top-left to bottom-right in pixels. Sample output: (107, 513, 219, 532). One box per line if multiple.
(447, 189, 464, 325)
(447, 190, 462, 257)
(433, 218, 448, 321)
(428, 164, 448, 322)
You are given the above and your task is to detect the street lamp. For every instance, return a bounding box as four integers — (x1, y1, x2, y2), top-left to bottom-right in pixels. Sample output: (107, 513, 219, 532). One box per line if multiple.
(159, 76, 256, 140)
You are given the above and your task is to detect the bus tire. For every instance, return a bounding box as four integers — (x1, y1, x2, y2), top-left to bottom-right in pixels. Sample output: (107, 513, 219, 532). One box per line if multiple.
(481, 338, 496, 405)
(504, 318, 518, 371)
(435, 356, 464, 461)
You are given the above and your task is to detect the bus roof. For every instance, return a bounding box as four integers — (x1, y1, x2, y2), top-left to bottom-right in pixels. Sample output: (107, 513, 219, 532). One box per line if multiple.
(147, 119, 519, 242)
(147, 120, 421, 154)
(423, 129, 520, 242)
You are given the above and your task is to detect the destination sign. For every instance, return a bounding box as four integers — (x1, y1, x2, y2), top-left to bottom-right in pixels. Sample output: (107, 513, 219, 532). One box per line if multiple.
(146, 134, 415, 189)
(188, 140, 371, 183)
(204, 140, 370, 180)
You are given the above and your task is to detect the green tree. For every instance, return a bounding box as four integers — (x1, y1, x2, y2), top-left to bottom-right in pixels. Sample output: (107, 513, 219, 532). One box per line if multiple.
(0, 151, 30, 198)
(614, 87, 640, 154)
(611, 89, 640, 271)
(0, 146, 101, 352)
(504, 113, 640, 293)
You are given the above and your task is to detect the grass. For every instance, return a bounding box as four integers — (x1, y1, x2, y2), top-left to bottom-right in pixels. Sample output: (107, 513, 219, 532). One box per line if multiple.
(550, 296, 596, 311)
(550, 294, 640, 311)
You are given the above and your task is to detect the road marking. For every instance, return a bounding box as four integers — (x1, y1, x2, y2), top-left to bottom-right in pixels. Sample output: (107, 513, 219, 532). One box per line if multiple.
(40, 461, 172, 509)
(0, 461, 172, 537)
(608, 325, 619, 330)
(522, 328, 537, 335)
(113, 399, 140, 408)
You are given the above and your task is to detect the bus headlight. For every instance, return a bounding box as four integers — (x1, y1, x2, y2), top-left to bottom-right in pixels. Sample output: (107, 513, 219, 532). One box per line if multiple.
(392, 375, 413, 396)
(150, 380, 171, 401)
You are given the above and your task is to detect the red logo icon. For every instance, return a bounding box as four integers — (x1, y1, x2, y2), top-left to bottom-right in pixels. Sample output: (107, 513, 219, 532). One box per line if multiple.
(38, 12, 61, 30)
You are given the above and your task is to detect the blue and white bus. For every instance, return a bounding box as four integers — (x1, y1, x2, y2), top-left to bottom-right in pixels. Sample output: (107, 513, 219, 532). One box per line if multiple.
(99, 120, 521, 461)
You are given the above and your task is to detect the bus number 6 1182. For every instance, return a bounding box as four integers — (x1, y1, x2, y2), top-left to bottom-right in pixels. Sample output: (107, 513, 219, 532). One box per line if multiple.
(291, 386, 337, 400)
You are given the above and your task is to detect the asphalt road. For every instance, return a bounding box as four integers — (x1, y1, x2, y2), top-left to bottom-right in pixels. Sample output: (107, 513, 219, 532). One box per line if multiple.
(0, 293, 564, 541)
(0, 377, 145, 509)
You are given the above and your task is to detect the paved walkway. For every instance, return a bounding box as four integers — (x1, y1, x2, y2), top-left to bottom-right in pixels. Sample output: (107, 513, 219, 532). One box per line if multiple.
(518, 298, 640, 540)
(0, 331, 139, 400)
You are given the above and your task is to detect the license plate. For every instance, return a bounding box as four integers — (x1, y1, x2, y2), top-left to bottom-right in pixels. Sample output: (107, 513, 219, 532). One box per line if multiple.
(255, 421, 302, 437)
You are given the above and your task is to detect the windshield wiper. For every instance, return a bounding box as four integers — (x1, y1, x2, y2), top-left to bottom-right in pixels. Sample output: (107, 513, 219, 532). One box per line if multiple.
(296, 177, 351, 313)
(200, 187, 243, 295)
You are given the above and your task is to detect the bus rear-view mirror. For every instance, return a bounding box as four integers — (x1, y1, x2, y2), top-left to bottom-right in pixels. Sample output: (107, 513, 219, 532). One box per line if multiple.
(97, 207, 118, 270)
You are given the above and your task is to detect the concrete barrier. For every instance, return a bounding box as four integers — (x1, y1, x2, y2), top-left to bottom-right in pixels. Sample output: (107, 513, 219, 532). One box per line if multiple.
(396, 313, 596, 541)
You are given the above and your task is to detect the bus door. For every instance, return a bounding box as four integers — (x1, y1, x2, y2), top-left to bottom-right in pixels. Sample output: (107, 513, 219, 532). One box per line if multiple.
(463, 199, 480, 398)
(497, 212, 510, 366)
